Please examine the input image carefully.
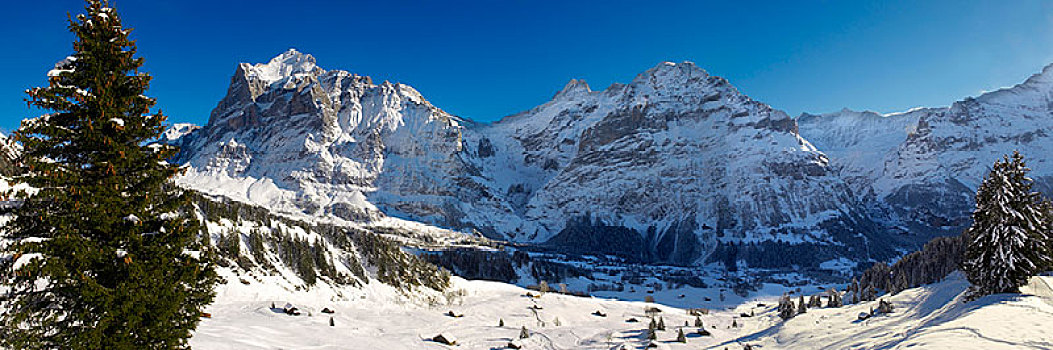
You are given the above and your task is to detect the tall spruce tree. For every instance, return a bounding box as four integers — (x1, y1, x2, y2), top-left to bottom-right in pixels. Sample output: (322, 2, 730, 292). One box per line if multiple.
(962, 151, 1052, 299)
(0, 1, 217, 349)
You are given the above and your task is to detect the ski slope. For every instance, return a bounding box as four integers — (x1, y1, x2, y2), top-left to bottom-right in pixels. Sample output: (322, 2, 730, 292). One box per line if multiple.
(191, 273, 1053, 349)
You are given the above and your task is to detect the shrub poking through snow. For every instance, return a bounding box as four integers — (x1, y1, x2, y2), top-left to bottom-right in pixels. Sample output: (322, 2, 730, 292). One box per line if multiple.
(432, 334, 456, 345)
(878, 299, 894, 314)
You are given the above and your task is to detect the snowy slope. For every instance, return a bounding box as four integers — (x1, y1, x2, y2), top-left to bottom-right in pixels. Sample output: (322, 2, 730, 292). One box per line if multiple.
(799, 63, 1053, 238)
(797, 108, 928, 195)
(174, 51, 895, 268)
(191, 270, 1053, 349)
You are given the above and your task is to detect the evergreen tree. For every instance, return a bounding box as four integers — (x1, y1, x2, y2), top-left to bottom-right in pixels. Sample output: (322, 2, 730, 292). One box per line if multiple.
(962, 151, 1053, 298)
(777, 295, 796, 320)
(676, 328, 686, 343)
(826, 288, 843, 308)
(863, 285, 877, 302)
(797, 295, 807, 314)
(694, 316, 703, 327)
(851, 279, 861, 304)
(808, 294, 822, 308)
(519, 326, 529, 339)
(657, 316, 666, 330)
(0, 1, 216, 348)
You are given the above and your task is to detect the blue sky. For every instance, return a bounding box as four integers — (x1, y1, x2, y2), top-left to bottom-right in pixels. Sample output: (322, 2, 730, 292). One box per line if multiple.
(2, 0, 1052, 132)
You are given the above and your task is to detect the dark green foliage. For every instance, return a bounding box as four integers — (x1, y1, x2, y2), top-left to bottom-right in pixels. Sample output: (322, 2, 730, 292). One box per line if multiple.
(963, 152, 1053, 298)
(859, 235, 966, 296)
(676, 328, 686, 343)
(247, 229, 272, 271)
(850, 279, 860, 304)
(351, 232, 450, 291)
(217, 230, 241, 259)
(778, 295, 796, 320)
(544, 216, 653, 262)
(807, 294, 822, 308)
(186, 192, 362, 287)
(424, 248, 517, 283)
(529, 259, 588, 284)
(0, 1, 216, 348)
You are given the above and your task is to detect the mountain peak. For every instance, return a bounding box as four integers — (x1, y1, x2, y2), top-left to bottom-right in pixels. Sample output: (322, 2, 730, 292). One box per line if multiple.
(1019, 61, 1053, 88)
(554, 78, 592, 99)
(241, 48, 321, 84)
(636, 61, 708, 81)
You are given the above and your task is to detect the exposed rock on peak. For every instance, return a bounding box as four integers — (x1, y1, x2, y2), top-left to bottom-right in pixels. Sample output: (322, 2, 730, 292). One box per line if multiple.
(554, 79, 591, 99)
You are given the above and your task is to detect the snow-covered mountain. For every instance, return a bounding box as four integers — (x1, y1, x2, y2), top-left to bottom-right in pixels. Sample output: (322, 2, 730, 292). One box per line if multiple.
(172, 49, 504, 230)
(171, 50, 906, 267)
(469, 62, 889, 265)
(799, 64, 1053, 238)
(170, 50, 901, 267)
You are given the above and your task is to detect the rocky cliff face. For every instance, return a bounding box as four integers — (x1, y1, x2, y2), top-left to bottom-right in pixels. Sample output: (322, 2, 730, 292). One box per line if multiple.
(172, 49, 505, 229)
(469, 62, 890, 265)
(798, 64, 1053, 239)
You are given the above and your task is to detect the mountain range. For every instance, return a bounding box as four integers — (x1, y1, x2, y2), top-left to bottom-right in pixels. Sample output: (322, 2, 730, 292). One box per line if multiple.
(167, 49, 1053, 269)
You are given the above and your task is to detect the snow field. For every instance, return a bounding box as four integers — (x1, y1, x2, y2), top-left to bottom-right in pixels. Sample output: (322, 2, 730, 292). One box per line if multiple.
(192, 274, 1053, 349)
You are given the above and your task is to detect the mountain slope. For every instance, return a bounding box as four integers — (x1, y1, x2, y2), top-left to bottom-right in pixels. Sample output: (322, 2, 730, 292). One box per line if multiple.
(799, 64, 1053, 238)
(471, 62, 890, 265)
(172, 50, 507, 233)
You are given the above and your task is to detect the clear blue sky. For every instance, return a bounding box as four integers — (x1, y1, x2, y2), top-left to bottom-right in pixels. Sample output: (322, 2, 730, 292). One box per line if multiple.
(2, 0, 1051, 132)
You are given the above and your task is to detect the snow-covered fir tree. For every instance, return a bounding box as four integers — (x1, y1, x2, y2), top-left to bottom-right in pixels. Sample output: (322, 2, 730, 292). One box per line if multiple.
(962, 151, 1053, 298)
